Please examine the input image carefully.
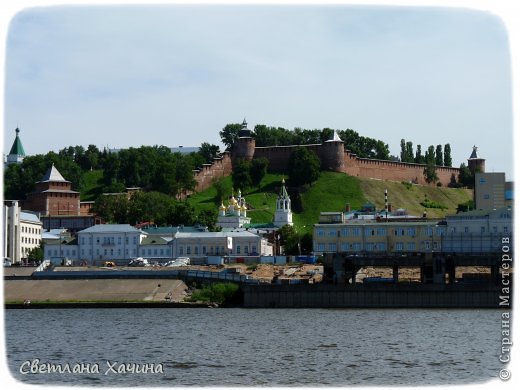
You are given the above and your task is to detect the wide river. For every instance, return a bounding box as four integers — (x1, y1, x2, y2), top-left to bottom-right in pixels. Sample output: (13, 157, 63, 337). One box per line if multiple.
(4, 308, 504, 386)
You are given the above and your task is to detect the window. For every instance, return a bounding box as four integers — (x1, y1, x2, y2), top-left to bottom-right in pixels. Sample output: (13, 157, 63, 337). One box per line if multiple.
(328, 243, 337, 252)
(464, 227, 469, 233)
(342, 228, 349, 237)
(425, 241, 431, 250)
(186, 247, 191, 255)
(352, 243, 362, 251)
(481, 226, 486, 233)
(377, 242, 387, 251)
(317, 229, 325, 237)
(316, 243, 325, 252)
(245, 246, 249, 254)
(395, 242, 404, 251)
(504, 226, 509, 233)
(352, 228, 361, 236)
(202, 246, 206, 255)
(493, 226, 498, 233)
(252, 246, 257, 254)
(237, 245, 241, 254)
(406, 242, 416, 251)
(376, 228, 386, 236)
(194, 246, 199, 255)
(341, 243, 349, 252)
(366, 243, 375, 251)
(328, 230, 336, 237)
(407, 228, 416, 236)
(179, 247, 183, 255)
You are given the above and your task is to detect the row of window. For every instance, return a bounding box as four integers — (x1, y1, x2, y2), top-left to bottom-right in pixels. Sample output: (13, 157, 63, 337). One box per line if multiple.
(178, 245, 258, 256)
(316, 226, 446, 238)
(80, 236, 139, 245)
(449, 226, 509, 234)
(22, 237, 40, 245)
(21, 226, 41, 234)
(315, 241, 440, 252)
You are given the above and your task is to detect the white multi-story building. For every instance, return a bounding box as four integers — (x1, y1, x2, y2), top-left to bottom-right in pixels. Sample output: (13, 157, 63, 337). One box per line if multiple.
(174, 231, 272, 258)
(44, 224, 273, 264)
(45, 224, 145, 263)
(3, 201, 43, 263)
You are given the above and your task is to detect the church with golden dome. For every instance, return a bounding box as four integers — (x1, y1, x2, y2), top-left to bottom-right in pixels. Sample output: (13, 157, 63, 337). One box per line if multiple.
(216, 189, 251, 229)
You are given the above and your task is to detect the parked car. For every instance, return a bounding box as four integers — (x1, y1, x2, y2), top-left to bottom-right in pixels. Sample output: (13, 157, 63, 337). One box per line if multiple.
(103, 261, 116, 267)
(128, 258, 149, 267)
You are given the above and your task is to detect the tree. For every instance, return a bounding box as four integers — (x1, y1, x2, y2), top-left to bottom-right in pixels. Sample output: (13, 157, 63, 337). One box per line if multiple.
(423, 145, 438, 183)
(198, 142, 221, 164)
(400, 139, 406, 162)
(219, 123, 242, 151)
(423, 160, 438, 184)
(288, 147, 321, 187)
(277, 224, 300, 255)
(250, 157, 269, 187)
(27, 244, 44, 262)
(435, 145, 443, 166)
(195, 209, 219, 231)
(443, 144, 452, 167)
(405, 141, 414, 163)
(458, 163, 474, 188)
(232, 159, 252, 191)
(414, 145, 424, 164)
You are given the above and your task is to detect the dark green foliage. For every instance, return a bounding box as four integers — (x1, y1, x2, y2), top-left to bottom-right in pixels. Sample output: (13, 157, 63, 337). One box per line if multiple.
(288, 147, 320, 187)
(458, 163, 474, 188)
(232, 159, 253, 191)
(4, 152, 84, 200)
(278, 224, 301, 255)
(195, 209, 219, 231)
(457, 200, 474, 213)
(423, 160, 438, 184)
(198, 142, 221, 164)
(219, 123, 242, 151)
(443, 144, 452, 167)
(420, 198, 446, 209)
(250, 157, 269, 187)
(251, 125, 389, 159)
(299, 232, 313, 255)
(27, 244, 44, 262)
(414, 145, 424, 164)
(92, 191, 195, 226)
(435, 145, 443, 166)
(189, 283, 240, 304)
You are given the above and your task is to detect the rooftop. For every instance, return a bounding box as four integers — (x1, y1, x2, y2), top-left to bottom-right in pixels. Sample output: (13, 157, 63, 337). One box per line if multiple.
(78, 224, 145, 234)
(39, 164, 70, 183)
(8, 128, 26, 156)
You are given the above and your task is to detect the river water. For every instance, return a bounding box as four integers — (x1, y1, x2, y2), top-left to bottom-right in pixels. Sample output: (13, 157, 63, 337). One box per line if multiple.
(4, 308, 503, 386)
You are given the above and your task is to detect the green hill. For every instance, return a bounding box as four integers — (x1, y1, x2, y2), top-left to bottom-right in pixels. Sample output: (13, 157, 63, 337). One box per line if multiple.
(188, 172, 473, 233)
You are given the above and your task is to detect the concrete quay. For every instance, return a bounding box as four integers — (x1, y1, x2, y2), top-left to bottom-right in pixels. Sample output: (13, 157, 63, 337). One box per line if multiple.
(241, 283, 506, 309)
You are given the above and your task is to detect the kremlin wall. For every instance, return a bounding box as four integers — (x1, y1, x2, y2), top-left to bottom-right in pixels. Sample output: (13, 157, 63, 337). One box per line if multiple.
(192, 121, 473, 192)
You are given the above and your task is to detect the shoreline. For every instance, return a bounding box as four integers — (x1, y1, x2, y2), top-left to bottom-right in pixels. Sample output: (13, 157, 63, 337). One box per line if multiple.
(4, 301, 213, 309)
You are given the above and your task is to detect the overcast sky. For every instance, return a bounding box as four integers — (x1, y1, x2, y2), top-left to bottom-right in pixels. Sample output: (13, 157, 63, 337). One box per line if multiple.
(2, 3, 514, 178)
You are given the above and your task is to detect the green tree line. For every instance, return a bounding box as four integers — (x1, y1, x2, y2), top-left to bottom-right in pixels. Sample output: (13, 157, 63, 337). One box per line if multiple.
(220, 123, 391, 159)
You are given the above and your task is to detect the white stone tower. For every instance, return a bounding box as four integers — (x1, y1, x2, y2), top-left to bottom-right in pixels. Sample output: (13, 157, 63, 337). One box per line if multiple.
(274, 179, 293, 227)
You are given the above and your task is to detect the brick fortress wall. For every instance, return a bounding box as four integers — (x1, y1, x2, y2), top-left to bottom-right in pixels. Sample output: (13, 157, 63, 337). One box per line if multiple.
(192, 137, 462, 192)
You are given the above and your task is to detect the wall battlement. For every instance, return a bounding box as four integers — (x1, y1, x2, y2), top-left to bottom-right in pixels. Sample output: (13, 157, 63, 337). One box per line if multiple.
(192, 135, 466, 192)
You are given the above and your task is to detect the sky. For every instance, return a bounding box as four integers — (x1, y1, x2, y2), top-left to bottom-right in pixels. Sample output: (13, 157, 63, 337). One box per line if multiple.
(1, 1, 516, 179)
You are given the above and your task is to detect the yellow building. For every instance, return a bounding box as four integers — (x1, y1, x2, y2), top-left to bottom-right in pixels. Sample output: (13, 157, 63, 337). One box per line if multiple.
(313, 220, 446, 255)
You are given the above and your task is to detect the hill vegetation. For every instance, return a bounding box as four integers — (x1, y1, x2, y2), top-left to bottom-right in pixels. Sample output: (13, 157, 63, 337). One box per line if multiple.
(187, 172, 473, 233)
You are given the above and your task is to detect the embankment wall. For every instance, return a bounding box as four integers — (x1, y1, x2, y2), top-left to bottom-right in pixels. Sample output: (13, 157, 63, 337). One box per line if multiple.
(242, 284, 502, 308)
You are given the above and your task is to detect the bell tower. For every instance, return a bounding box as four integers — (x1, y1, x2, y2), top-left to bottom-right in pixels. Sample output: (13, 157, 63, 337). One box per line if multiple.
(273, 179, 293, 227)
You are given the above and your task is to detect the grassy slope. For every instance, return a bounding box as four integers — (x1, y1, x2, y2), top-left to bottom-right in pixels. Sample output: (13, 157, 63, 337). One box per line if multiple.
(82, 168, 473, 229)
(358, 177, 473, 218)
